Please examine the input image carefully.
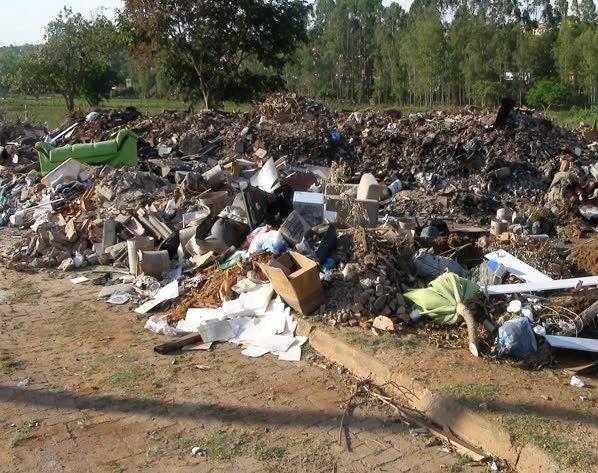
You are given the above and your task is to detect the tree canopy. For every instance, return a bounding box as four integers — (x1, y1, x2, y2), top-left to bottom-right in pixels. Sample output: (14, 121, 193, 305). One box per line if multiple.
(12, 8, 125, 111)
(122, 0, 310, 109)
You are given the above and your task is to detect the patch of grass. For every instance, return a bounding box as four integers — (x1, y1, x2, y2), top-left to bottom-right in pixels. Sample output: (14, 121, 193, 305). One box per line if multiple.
(343, 330, 419, 354)
(6, 284, 39, 303)
(107, 366, 148, 394)
(167, 431, 201, 452)
(8, 421, 39, 447)
(439, 383, 500, 400)
(202, 429, 246, 461)
(147, 445, 166, 457)
(501, 414, 598, 468)
(252, 442, 286, 461)
(77, 413, 93, 429)
(0, 96, 251, 128)
(0, 350, 20, 374)
(296, 436, 336, 470)
(221, 368, 258, 388)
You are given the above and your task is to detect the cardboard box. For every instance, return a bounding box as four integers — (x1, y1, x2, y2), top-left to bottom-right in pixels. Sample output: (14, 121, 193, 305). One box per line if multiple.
(260, 251, 324, 315)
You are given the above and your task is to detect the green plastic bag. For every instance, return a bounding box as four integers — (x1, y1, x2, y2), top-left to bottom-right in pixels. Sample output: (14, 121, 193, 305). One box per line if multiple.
(405, 273, 481, 356)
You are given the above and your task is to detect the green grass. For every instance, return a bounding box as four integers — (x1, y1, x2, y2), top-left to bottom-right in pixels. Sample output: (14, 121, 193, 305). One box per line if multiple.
(76, 413, 94, 429)
(2, 95, 596, 130)
(342, 330, 419, 354)
(547, 107, 598, 129)
(439, 383, 500, 401)
(0, 96, 250, 128)
(8, 421, 39, 447)
(0, 350, 19, 374)
(251, 442, 287, 461)
(202, 429, 246, 461)
(221, 368, 258, 388)
(107, 366, 149, 394)
(501, 413, 598, 468)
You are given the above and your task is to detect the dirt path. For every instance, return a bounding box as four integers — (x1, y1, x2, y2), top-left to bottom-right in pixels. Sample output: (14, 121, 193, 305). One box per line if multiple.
(0, 268, 481, 473)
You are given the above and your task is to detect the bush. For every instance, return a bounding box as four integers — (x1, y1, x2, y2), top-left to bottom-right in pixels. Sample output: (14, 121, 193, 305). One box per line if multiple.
(527, 80, 570, 110)
(471, 80, 505, 108)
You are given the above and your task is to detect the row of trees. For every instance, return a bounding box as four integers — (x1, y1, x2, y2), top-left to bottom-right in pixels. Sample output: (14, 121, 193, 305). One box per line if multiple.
(1, 0, 597, 110)
(286, 0, 598, 108)
(2, 1, 309, 111)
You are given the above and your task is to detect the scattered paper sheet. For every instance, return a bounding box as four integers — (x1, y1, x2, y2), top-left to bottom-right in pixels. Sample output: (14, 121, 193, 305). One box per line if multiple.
(250, 157, 280, 193)
(107, 291, 131, 305)
(181, 342, 213, 352)
(135, 280, 179, 314)
(198, 320, 235, 343)
(242, 346, 271, 357)
(250, 334, 295, 352)
(70, 276, 89, 284)
(154, 280, 179, 301)
(176, 308, 222, 333)
(98, 283, 134, 298)
(274, 336, 308, 362)
(135, 299, 164, 314)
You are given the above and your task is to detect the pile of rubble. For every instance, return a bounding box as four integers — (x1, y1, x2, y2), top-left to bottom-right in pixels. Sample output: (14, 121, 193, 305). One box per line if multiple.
(1, 94, 598, 370)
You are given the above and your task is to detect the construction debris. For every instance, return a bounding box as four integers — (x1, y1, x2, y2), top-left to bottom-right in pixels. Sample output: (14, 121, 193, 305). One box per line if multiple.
(1, 93, 598, 369)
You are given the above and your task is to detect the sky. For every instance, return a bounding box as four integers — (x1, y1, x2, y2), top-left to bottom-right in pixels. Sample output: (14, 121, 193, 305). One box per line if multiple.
(0, 0, 419, 47)
(0, 0, 124, 47)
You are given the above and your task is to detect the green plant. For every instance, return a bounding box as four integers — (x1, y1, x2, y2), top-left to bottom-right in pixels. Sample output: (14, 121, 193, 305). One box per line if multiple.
(527, 80, 570, 111)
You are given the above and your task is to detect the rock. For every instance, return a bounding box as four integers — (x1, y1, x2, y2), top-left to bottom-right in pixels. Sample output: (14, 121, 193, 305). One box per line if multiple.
(373, 295, 388, 312)
(372, 315, 396, 332)
(352, 302, 364, 313)
(57, 257, 75, 271)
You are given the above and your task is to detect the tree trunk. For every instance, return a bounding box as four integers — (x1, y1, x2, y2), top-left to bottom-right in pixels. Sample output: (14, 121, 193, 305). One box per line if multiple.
(201, 88, 210, 110)
(457, 303, 479, 357)
(64, 94, 75, 112)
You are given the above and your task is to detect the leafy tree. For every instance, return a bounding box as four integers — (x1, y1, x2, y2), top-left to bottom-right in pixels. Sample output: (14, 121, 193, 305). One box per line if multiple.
(555, 18, 581, 86)
(122, 0, 309, 109)
(579, 0, 597, 21)
(12, 8, 124, 111)
(576, 27, 598, 104)
(527, 79, 570, 110)
(0, 45, 35, 95)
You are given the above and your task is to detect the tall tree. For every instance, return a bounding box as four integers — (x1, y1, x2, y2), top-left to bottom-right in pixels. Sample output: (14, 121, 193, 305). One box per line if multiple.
(122, 0, 309, 109)
(12, 8, 124, 111)
(579, 0, 597, 21)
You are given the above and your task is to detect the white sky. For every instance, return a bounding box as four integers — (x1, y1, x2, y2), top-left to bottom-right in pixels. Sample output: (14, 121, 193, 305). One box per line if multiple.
(0, 0, 123, 47)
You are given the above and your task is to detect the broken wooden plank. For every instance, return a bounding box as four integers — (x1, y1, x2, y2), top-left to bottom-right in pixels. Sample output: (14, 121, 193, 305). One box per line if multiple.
(154, 333, 204, 354)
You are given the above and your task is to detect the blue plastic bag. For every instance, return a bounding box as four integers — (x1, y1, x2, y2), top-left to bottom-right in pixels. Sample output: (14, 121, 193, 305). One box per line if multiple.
(497, 317, 537, 358)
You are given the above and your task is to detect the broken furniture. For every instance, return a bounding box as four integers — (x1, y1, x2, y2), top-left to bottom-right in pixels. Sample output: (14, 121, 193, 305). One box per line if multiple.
(36, 129, 138, 174)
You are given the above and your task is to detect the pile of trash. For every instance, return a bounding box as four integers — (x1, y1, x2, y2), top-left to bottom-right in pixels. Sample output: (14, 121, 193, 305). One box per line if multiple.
(1, 94, 598, 370)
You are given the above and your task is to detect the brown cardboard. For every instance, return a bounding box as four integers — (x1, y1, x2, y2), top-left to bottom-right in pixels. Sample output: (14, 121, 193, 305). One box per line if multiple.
(260, 251, 324, 315)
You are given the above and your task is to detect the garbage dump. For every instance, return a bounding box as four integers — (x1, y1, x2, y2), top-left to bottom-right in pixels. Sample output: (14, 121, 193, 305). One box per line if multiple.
(1, 94, 598, 368)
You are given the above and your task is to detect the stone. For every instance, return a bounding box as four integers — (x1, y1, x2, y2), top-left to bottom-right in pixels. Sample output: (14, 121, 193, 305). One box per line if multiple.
(373, 295, 387, 312)
(96, 185, 115, 201)
(58, 258, 75, 271)
(65, 219, 77, 242)
(372, 315, 395, 332)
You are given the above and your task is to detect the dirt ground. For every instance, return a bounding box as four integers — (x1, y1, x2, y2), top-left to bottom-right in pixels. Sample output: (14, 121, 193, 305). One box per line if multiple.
(339, 325, 598, 472)
(0, 268, 484, 473)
